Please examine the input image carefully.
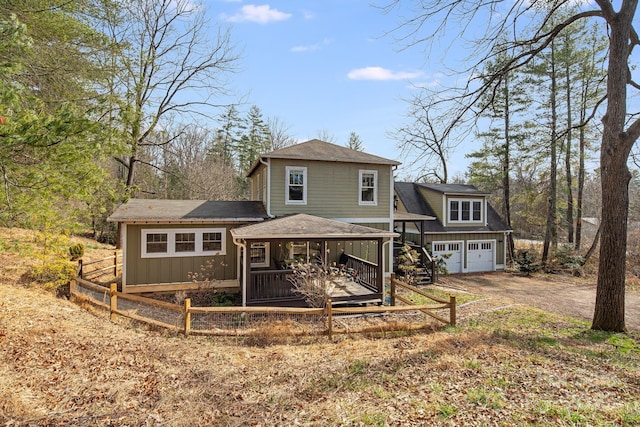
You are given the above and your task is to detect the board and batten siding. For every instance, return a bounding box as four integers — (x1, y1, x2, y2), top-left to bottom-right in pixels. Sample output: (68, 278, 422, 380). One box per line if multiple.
(404, 231, 506, 270)
(268, 159, 393, 219)
(125, 223, 238, 287)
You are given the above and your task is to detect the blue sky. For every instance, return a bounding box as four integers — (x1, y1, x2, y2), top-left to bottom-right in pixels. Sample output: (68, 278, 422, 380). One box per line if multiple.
(206, 0, 466, 179)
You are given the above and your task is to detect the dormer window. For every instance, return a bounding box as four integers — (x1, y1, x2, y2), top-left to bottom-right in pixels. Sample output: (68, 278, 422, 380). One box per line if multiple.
(359, 170, 378, 205)
(449, 199, 483, 223)
(286, 166, 307, 205)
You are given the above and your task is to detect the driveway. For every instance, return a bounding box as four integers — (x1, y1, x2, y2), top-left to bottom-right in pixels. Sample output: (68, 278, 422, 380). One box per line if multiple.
(439, 273, 640, 331)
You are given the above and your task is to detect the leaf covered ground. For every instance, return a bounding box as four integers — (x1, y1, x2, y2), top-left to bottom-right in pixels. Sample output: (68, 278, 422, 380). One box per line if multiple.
(1, 228, 639, 426)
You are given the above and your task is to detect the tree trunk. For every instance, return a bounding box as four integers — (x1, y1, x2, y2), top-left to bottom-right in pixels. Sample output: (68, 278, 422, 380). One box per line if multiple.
(564, 57, 574, 245)
(592, 2, 637, 332)
(575, 87, 587, 250)
(502, 76, 515, 262)
(542, 41, 558, 267)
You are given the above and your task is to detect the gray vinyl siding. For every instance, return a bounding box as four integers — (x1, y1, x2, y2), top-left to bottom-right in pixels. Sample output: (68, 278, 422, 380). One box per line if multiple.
(404, 231, 506, 270)
(268, 159, 392, 219)
(125, 223, 238, 285)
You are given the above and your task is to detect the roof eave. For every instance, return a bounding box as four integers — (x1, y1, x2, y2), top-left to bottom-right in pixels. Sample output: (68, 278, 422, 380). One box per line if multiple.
(107, 217, 266, 224)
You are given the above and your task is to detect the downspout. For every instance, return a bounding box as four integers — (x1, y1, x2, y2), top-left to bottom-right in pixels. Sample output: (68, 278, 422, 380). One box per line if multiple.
(383, 238, 391, 278)
(233, 237, 248, 306)
(389, 165, 397, 277)
(259, 158, 275, 218)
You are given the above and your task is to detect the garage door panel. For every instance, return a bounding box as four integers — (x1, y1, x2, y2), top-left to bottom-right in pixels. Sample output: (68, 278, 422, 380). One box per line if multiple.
(467, 241, 494, 272)
(433, 241, 463, 273)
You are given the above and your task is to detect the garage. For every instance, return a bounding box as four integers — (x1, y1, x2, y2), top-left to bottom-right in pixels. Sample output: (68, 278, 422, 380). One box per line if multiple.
(467, 240, 495, 272)
(432, 241, 463, 273)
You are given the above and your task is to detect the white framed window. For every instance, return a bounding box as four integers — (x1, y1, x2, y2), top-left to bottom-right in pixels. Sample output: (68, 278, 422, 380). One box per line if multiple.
(141, 228, 226, 258)
(448, 199, 483, 223)
(359, 170, 378, 205)
(250, 242, 270, 268)
(286, 166, 307, 204)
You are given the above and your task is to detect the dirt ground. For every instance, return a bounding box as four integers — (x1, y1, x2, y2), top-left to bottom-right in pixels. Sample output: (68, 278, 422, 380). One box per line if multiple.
(438, 272, 640, 330)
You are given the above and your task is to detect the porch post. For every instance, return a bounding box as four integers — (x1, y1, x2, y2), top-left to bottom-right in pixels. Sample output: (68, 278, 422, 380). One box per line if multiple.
(377, 238, 383, 293)
(241, 240, 251, 307)
(420, 220, 425, 264)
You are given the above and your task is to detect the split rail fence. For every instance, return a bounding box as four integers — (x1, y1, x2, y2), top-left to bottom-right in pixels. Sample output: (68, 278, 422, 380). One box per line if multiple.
(77, 251, 122, 282)
(70, 273, 455, 339)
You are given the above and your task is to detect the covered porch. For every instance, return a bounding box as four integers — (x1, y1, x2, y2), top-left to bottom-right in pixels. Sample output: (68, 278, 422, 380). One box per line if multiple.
(230, 214, 397, 307)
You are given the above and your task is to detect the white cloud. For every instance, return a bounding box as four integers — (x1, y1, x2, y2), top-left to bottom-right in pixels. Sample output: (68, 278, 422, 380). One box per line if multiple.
(223, 4, 291, 24)
(291, 38, 332, 53)
(347, 67, 423, 81)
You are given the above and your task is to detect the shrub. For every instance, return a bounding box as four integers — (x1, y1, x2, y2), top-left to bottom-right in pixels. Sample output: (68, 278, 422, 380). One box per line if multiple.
(550, 244, 585, 276)
(68, 242, 85, 260)
(26, 260, 77, 292)
(288, 263, 339, 308)
(514, 249, 538, 276)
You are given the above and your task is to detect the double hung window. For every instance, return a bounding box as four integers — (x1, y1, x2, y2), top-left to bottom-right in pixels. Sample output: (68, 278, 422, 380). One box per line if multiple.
(286, 166, 307, 204)
(359, 170, 378, 205)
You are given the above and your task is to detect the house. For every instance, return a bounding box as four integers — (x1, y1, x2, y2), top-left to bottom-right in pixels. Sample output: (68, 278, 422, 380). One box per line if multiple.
(108, 139, 400, 306)
(394, 182, 512, 273)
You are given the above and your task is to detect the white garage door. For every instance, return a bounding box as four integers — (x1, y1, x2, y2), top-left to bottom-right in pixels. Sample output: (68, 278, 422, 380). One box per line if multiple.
(432, 242, 463, 273)
(467, 241, 495, 272)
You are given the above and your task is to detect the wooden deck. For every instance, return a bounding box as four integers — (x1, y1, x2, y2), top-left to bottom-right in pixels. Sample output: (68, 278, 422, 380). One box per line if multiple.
(246, 255, 383, 307)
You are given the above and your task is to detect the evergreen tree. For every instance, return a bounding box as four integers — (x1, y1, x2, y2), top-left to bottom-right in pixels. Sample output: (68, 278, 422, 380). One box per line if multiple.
(346, 131, 364, 151)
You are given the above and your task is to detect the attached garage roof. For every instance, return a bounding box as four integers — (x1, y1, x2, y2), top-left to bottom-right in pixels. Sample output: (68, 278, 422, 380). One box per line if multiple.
(394, 182, 511, 233)
(107, 199, 268, 223)
(230, 213, 398, 240)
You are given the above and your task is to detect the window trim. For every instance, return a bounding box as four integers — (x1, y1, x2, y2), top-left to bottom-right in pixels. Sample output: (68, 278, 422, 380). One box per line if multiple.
(359, 169, 378, 206)
(250, 242, 270, 268)
(141, 228, 226, 258)
(285, 166, 307, 205)
(448, 198, 483, 224)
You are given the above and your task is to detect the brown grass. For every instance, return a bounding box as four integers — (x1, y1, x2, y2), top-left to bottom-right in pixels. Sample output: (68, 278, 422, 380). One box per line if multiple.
(1, 230, 640, 426)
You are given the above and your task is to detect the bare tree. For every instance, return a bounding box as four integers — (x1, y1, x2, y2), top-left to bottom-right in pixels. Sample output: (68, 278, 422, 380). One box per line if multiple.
(107, 0, 240, 193)
(383, 0, 639, 331)
(392, 92, 455, 183)
(268, 116, 297, 150)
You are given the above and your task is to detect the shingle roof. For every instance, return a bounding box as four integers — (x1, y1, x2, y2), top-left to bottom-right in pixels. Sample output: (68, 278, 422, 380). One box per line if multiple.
(247, 139, 400, 175)
(230, 213, 398, 240)
(107, 199, 268, 223)
(415, 182, 491, 196)
(394, 182, 511, 233)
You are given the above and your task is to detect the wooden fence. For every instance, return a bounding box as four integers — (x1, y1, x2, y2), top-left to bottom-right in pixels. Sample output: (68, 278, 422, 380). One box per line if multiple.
(77, 252, 122, 282)
(70, 274, 456, 339)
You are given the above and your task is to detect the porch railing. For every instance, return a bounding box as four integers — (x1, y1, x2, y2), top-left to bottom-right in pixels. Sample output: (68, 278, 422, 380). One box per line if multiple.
(248, 269, 299, 304)
(344, 254, 378, 292)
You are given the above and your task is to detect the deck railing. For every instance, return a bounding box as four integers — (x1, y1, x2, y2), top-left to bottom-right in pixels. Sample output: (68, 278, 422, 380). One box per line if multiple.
(247, 269, 299, 304)
(344, 254, 378, 291)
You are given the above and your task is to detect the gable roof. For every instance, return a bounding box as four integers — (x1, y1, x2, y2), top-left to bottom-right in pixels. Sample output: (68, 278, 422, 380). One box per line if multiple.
(247, 139, 400, 176)
(108, 199, 268, 223)
(394, 182, 511, 233)
(230, 213, 398, 240)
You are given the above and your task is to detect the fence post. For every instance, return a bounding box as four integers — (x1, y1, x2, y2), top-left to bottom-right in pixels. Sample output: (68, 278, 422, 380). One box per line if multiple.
(390, 273, 396, 306)
(184, 298, 191, 336)
(327, 299, 333, 340)
(113, 251, 118, 277)
(109, 283, 117, 322)
(70, 279, 77, 302)
(77, 259, 83, 279)
(449, 295, 456, 327)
